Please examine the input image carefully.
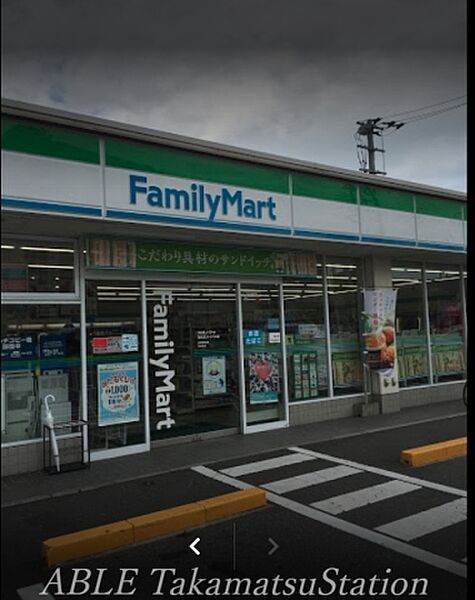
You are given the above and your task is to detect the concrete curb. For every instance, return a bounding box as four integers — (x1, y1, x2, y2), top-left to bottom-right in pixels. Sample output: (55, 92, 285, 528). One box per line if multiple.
(42, 488, 266, 567)
(400, 436, 467, 466)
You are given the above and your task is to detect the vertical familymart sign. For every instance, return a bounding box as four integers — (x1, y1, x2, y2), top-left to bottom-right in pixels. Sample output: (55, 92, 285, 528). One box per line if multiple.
(104, 169, 292, 232)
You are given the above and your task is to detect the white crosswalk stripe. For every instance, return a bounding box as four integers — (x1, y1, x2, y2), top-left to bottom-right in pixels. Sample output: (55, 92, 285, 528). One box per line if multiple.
(376, 498, 467, 541)
(194, 464, 467, 578)
(262, 465, 361, 493)
(220, 452, 315, 477)
(203, 447, 466, 575)
(311, 480, 420, 514)
(17, 583, 53, 599)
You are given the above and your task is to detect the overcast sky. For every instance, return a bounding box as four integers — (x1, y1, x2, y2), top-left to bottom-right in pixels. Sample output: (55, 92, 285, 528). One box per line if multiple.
(1, 0, 466, 192)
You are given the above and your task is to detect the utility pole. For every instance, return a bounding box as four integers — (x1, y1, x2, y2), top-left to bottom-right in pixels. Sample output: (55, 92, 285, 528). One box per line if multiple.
(355, 118, 404, 175)
(356, 118, 386, 175)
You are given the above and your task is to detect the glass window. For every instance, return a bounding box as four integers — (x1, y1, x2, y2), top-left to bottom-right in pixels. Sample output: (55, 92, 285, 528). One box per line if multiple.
(146, 282, 240, 440)
(426, 265, 465, 382)
(327, 259, 363, 396)
(1, 239, 76, 293)
(284, 267, 328, 401)
(241, 284, 286, 425)
(86, 280, 146, 451)
(391, 263, 429, 387)
(1, 303, 81, 444)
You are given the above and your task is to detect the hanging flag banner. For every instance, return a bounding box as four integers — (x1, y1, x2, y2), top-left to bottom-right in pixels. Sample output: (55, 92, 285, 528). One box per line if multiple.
(97, 362, 140, 426)
(362, 289, 399, 394)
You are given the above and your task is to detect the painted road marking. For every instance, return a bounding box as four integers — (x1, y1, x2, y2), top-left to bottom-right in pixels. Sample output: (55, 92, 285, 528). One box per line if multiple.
(290, 446, 467, 497)
(220, 453, 315, 477)
(16, 583, 52, 599)
(193, 465, 466, 578)
(262, 465, 361, 494)
(311, 480, 420, 514)
(376, 498, 467, 541)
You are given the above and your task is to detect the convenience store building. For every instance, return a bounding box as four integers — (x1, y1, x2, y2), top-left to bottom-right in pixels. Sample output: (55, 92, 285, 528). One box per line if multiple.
(1, 99, 467, 475)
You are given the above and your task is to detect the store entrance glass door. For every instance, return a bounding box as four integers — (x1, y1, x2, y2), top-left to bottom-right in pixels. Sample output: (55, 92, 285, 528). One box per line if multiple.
(241, 284, 288, 431)
(146, 282, 240, 440)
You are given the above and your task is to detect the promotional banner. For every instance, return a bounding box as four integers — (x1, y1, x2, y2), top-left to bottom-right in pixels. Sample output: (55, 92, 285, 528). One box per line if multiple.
(97, 362, 140, 426)
(362, 289, 398, 393)
(202, 356, 227, 396)
(248, 352, 279, 403)
(87, 238, 317, 277)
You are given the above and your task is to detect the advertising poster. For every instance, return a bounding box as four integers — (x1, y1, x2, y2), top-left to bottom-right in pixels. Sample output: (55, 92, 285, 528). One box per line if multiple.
(291, 352, 318, 400)
(248, 352, 279, 403)
(202, 356, 227, 396)
(332, 351, 362, 387)
(244, 329, 263, 346)
(362, 288, 398, 393)
(92, 334, 139, 355)
(1, 334, 36, 360)
(97, 362, 140, 427)
(38, 333, 67, 359)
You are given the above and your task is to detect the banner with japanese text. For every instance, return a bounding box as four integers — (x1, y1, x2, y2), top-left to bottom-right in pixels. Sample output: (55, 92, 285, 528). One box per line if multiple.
(362, 289, 399, 394)
(87, 238, 317, 277)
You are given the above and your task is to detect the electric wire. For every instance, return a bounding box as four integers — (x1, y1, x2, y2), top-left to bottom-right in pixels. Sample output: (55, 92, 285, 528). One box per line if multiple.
(398, 102, 466, 124)
(379, 95, 466, 120)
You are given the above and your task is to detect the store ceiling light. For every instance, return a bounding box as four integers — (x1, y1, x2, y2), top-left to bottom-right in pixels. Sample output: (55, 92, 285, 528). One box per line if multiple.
(1, 245, 15, 250)
(392, 278, 418, 282)
(98, 297, 138, 301)
(326, 264, 357, 269)
(98, 286, 141, 291)
(27, 264, 74, 269)
(21, 246, 74, 253)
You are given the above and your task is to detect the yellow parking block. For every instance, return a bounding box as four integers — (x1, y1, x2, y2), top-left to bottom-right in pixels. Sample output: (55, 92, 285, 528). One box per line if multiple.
(42, 520, 134, 567)
(400, 437, 467, 466)
(42, 488, 267, 566)
(129, 502, 206, 543)
(197, 487, 267, 521)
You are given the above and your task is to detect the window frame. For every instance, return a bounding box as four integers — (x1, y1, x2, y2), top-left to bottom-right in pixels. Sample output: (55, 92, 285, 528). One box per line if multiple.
(1, 234, 80, 302)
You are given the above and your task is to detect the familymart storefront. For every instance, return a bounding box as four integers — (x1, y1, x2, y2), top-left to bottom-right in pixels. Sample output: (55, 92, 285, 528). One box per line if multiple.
(1, 100, 467, 475)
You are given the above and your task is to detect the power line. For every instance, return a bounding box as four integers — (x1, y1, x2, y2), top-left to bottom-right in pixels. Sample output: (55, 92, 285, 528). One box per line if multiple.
(379, 95, 467, 120)
(398, 102, 466, 124)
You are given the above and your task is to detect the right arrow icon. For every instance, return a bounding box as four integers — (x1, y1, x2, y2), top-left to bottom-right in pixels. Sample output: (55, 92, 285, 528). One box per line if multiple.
(268, 537, 279, 556)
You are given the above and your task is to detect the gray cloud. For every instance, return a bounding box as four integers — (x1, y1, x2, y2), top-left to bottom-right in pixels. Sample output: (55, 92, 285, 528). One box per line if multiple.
(1, 0, 466, 191)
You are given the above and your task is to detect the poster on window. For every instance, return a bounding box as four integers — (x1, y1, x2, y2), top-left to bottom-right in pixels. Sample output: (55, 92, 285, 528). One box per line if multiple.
(97, 362, 140, 426)
(202, 356, 226, 396)
(248, 352, 279, 403)
(362, 288, 399, 393)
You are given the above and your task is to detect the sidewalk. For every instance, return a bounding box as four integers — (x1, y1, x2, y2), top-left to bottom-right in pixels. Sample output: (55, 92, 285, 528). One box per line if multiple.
(1, 400, 466, 508)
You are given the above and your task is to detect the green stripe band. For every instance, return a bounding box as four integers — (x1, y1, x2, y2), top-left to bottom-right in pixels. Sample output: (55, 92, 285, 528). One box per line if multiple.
(360, 185, 413, 213)
(416, 195, 464, 220)
(292, 172, 357, 204)
(1, 116, 100, 164)
(105, 137, 289, 194)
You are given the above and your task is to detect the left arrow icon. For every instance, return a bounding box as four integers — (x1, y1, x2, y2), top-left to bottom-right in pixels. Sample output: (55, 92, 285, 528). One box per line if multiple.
(189, 537, 201, 556)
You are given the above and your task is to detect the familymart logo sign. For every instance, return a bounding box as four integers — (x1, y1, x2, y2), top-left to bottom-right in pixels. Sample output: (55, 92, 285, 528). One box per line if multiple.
(129, 174, 278, 222)
(150, 291, 175, 431)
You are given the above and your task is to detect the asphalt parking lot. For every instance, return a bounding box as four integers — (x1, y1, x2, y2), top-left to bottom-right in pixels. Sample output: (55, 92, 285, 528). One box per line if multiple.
(4, 413, 466, 599)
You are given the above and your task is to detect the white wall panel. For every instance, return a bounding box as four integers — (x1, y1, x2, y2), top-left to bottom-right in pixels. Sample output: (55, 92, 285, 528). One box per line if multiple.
(292, 196, 359, 236)
(1, 151, 102, 208)
(416, 214, 465, 246)
(360, 206, 416, 240)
